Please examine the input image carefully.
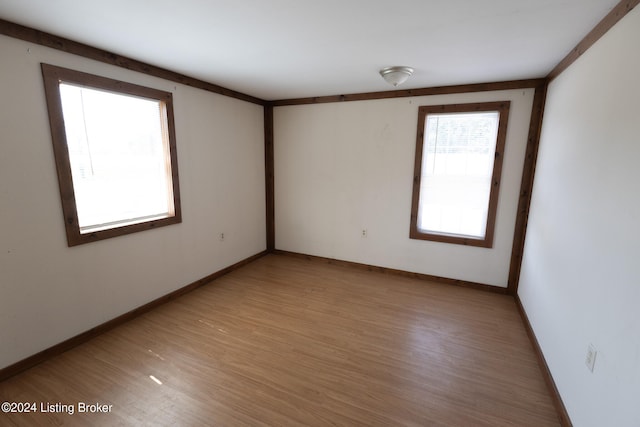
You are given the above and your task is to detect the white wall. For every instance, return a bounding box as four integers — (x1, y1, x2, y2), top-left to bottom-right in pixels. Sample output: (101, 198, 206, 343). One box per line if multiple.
(274, 89, 534, 287)
(518, 7, 640, 427)
(0, 35, 266, 369)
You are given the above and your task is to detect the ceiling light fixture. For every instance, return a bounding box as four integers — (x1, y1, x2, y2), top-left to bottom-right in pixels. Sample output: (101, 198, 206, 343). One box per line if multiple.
(379, 66, 414, 87)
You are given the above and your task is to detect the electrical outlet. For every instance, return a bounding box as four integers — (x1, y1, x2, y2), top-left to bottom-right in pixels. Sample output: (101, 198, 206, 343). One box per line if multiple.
(361, 229, 367, 238)
(585, 344, 597, 372)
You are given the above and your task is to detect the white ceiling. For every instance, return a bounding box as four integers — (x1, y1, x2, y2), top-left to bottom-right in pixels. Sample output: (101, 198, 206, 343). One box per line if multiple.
(0, 0, 619, 101)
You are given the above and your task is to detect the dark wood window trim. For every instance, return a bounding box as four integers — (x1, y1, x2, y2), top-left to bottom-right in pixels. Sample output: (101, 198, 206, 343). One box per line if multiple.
(41, 63, 182, 246)
(410, 101, 510, 248)
(0, 19, 264, 105)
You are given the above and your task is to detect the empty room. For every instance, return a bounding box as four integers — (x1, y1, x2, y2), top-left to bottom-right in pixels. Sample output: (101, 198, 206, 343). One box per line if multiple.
(1, 1, 638, 426)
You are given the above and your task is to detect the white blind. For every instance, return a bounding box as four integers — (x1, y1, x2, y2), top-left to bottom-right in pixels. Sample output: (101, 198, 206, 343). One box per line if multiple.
(417, 111, 499, 238)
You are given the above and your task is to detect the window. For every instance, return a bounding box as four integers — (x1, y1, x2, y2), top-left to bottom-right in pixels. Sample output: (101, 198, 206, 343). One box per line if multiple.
(41, 63, 181, 246)
(410, 101, 510, 247)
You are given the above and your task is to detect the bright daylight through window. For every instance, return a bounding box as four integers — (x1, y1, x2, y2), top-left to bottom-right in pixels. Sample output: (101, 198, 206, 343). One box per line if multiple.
(42, 64, 181, 246)
(410, 102, 509, 248)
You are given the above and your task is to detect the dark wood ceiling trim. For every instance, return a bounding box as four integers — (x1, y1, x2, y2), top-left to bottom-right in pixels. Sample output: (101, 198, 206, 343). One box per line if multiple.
(271, 79, 546, 106)
(548, 0, 640, 80)
(0, 18, 266, 106)
(507, 80, 548, 295)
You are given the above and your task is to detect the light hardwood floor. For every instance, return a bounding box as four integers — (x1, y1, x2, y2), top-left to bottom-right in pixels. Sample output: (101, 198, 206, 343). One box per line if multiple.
(0, 254, 560, 426)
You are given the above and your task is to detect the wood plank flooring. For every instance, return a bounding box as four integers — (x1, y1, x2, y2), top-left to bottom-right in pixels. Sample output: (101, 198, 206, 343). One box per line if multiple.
(0, 254, 560, 426)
